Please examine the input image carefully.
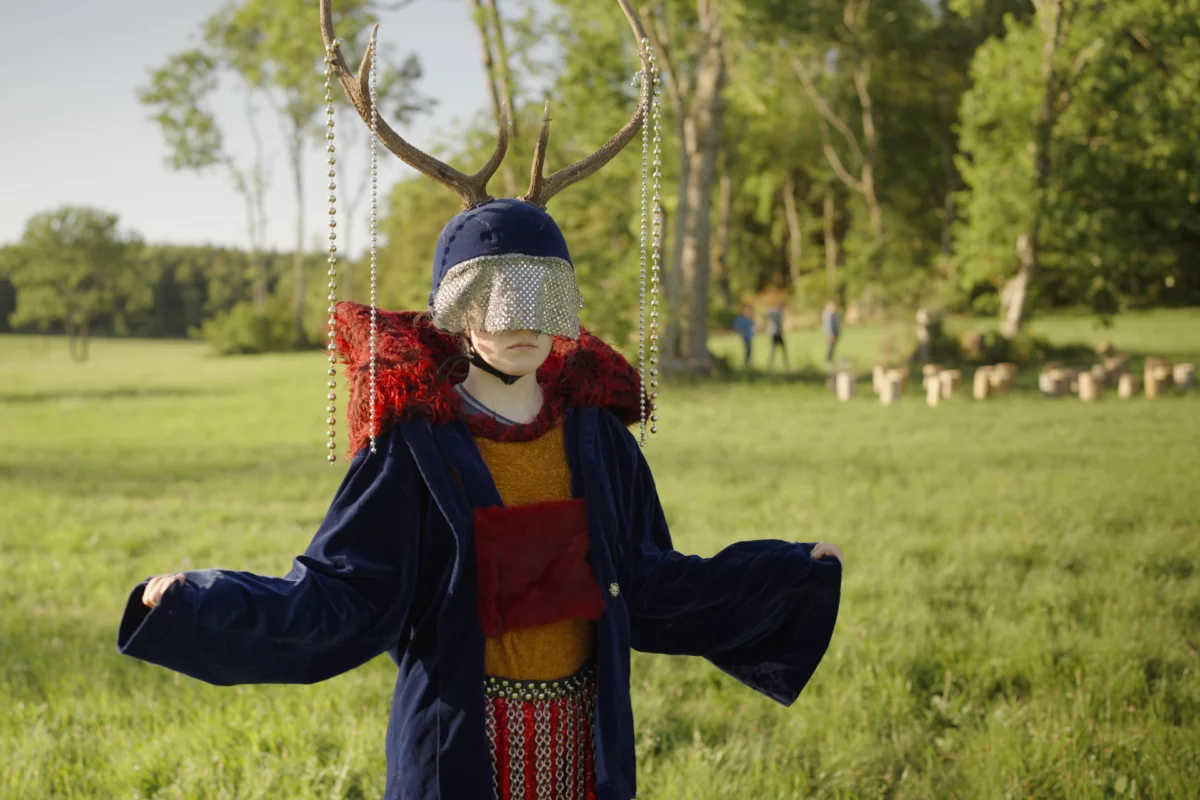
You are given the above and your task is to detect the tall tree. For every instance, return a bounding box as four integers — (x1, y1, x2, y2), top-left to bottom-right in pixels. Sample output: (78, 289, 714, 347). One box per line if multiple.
(644, 0, 726, 369)
(138, 51, 272, 308)
(957, 0, 1200, 325)
(1, 208, 148, 362)
(143, 0, 425, 347)
(788, 0, 884, 279)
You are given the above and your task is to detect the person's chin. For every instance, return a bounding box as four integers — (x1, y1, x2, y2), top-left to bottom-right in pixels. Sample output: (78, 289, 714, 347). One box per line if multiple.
(495, 353, 541, 376)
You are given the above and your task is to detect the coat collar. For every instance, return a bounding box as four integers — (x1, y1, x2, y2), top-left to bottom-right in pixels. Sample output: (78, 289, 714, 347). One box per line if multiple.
(333, 302, 641, 453)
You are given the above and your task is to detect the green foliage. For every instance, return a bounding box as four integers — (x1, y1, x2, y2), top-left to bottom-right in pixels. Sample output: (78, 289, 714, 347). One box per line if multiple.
(956, 0, 1200, 317)
(196, 296, 297, 355)
(1, 207, 149, 360)
(2, 310, 1199, 797)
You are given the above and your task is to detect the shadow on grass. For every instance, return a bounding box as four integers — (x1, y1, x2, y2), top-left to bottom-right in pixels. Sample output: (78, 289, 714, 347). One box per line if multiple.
(0, 443, 321, 500)
(0, 387, 229, 405)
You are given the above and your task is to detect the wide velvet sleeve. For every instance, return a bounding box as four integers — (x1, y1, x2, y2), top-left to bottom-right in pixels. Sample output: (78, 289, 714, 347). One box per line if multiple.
(116, 425, 423, 686)
(600, 413, 841, 707)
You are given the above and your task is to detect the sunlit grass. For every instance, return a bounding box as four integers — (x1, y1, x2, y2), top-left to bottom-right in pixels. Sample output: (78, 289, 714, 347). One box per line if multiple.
(2, 312, 1198, 798)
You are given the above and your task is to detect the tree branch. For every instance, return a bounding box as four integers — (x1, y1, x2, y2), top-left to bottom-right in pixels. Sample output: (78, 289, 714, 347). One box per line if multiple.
(852, 59, 877, 165)
(823, 138, 866, 194)
(642, 2, 689, 114)
(791, 55, 865, 164)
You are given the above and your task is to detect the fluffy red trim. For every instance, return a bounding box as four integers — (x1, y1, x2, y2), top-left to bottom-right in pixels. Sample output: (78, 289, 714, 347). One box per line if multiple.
(334, 301, 641, 453)
(472, 498, 605, 638)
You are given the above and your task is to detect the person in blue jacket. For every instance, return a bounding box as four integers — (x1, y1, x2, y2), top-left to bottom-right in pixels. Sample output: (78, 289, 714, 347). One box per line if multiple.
(117, 5, 842, 799)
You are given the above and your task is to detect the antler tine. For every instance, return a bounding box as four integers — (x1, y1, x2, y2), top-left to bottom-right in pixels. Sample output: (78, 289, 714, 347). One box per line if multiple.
(526, 101, 553, 203)
(320, 0, 508, 209)
(520, 0, 653, 208)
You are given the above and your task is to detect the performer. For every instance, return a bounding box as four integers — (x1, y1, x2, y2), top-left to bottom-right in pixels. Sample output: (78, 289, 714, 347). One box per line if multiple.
(117, 3, 842, 799)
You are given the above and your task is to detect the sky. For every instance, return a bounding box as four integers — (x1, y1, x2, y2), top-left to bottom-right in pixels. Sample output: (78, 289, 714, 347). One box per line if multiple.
(1, 0, 549, 258)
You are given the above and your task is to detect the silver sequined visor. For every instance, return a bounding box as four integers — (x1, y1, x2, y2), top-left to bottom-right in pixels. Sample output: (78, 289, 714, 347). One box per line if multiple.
(431, 254, 584, 340)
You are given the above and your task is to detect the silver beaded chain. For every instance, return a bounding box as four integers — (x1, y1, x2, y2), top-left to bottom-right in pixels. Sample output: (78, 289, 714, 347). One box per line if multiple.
(648, 51, 662, 437)
(637, 56, 650, 446)
(368, 34, 380, 455)
(635, 41, 663, 446)
(324, 41, 340, 464)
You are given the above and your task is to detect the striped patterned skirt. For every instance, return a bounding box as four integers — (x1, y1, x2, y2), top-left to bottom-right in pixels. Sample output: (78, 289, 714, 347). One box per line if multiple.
(483, 662, 597, 800)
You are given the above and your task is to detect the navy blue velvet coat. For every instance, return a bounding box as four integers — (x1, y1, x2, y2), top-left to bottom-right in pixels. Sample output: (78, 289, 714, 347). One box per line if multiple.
(117, 312, 841, 800)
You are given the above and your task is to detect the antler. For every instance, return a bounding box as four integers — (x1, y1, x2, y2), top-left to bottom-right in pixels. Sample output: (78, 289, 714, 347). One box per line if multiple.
(320, 0, 507, 210)
(521, 0, 653, 208)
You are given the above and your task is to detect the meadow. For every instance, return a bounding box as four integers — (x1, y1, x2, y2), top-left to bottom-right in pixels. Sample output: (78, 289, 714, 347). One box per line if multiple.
(2, 310, 1198, 799)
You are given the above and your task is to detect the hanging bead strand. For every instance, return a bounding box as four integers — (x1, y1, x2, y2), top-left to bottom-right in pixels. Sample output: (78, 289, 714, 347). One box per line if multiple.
(636, 50, 650, 447)
(324, 41, 340, 463)
(648, 47, 663, 436)
(368, 33, 380, 455)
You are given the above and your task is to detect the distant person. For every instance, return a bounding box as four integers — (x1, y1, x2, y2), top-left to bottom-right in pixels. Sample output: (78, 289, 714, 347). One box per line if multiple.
(766, 302, 789, 371)
(732, 304, 755, 368)
(822, 299, 841, 368)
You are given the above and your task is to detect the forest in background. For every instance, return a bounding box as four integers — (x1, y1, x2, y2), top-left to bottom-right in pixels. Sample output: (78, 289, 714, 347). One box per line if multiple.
(2, 0, 1198, 361)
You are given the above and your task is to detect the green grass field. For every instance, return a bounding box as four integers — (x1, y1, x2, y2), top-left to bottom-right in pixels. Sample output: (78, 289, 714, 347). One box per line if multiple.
(2, 310, 1198, 799)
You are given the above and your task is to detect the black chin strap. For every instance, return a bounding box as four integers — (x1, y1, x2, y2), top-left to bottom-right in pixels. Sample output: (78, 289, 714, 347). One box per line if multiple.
(469, 348, 523, 385)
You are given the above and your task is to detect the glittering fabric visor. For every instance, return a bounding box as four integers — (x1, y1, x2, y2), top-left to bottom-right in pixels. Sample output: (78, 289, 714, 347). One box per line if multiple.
(431, 254, 584, 340)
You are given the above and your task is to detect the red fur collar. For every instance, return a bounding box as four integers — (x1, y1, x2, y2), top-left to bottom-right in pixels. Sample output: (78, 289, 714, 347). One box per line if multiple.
(333, 302, 641, 453)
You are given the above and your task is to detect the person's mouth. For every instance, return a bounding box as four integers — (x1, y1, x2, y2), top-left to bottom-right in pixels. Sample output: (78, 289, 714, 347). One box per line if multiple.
(508, 342, 537, 350)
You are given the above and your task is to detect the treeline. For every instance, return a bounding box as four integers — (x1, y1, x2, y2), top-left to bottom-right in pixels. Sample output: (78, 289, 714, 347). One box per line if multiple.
(3, 0, 1199, 364)
(0, 209, 334, 360)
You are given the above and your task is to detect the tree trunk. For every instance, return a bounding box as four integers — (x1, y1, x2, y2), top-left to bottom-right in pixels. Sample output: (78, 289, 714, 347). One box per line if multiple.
(676, 0, 724, 368)
(79, 321, 90, 362)
(66, 321, 80, 362)
(712, 164, 733, 309)
(470, 0, 517, 196)
(483, 0, 518, 139)
(66, 320, 90, 363)
(782, 171, 804, 288)
(235, 97, 270, 309)
(664, 131, 689, 361)
(1001, 234, 1036, 338)
(1001, 0, 1063, 338)
(854, 61, 884, 274)
(290, 129, 307, 347)
(823, 185, 838, 299)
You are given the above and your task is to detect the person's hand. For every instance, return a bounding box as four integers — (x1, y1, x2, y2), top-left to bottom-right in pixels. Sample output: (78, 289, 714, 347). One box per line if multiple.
(810, 542, 844, 568)
(141, 574, 186, 608)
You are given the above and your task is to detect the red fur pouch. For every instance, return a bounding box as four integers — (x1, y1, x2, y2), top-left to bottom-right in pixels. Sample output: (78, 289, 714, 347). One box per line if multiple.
(473, 498, 605, 637)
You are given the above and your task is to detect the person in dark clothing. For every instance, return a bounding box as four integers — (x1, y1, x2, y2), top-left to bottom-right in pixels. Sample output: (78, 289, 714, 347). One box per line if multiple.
(115, 7, 844, 798)
(822, 299, 841, 368)
(766, 302, 789, 372)
(732, 303, 755, 368)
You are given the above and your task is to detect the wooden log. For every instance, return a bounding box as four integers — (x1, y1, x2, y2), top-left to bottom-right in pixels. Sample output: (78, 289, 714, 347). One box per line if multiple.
(1145, 357, 1173, 398)
(1078, 371, 1099, 402)
(938, 369, 961, 399)
(922, 363, 941, 379)
(1103, 355, 1128, 384)
(836, 371, 856, 402)
(1117, 373, 1140, 399)
(886, 368, 909, 394)
(880, 375, 901, 406)
(872, 365, 886, 394)
(973, 367, 992, 400)
(987, 362, 1017, 395)
(926, 376, 941, 407)
(1041, 368, 1068, 397)
(1173, 363, 1195, 391)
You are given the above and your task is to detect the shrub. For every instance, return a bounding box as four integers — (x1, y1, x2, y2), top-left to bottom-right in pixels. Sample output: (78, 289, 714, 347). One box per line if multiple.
(195, 297, 296, 355)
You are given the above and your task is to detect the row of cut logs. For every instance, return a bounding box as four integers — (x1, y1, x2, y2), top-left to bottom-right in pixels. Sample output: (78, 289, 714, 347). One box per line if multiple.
(835, 358, 1197, 404)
